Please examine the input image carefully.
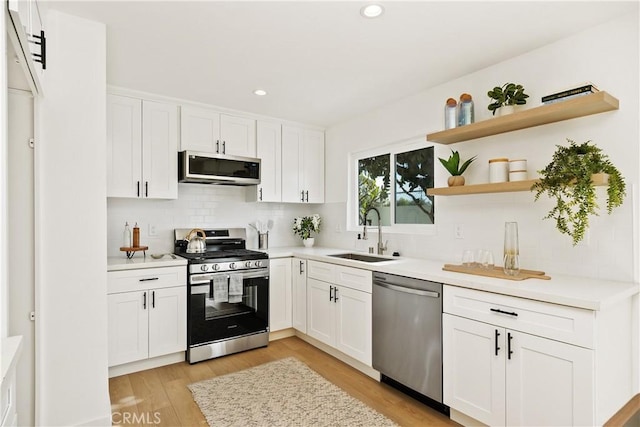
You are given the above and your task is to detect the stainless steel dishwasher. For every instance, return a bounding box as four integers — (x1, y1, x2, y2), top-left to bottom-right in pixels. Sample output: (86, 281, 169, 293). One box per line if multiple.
(372, 272, 448, 415)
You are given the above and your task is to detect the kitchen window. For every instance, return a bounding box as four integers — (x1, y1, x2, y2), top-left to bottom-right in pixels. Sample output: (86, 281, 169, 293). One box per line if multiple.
(350, 139, 435, 233)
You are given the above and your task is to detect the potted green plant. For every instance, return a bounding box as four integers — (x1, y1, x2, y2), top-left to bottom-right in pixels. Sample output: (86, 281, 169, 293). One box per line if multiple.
(293, 214, 321, 247)
(438, 149, 477, 186)
(532, 139, 626, 245)
(487, 83, 529, 116)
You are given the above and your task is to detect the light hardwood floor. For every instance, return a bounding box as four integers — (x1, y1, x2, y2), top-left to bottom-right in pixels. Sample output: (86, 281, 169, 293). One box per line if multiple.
(109, 337, 459, 426)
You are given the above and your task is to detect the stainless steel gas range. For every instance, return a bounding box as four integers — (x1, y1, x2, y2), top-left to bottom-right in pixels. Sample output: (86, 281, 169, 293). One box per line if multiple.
(174, 228, 269, 363)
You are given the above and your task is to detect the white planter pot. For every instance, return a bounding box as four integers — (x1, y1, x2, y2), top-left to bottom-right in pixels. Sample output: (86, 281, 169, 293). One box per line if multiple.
(498, 105, 516, 116)
(303, 238, 315, 248)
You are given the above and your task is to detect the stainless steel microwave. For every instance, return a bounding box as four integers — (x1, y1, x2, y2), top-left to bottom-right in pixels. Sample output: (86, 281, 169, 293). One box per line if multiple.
(178, 151, 261, 185)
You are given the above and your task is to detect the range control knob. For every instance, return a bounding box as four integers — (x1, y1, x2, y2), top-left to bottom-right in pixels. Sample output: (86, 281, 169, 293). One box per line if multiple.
(200, 264, 209, 272)
(245, 261, 252, 268)
(255, 260, 263, 268)
(212, 264, 220, 271)
(229, 262, 236, 270)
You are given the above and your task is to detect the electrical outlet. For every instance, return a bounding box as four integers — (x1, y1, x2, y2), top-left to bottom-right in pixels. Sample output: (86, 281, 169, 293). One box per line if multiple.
(148, 224, 158, 236)
(454, 224, 464, 239)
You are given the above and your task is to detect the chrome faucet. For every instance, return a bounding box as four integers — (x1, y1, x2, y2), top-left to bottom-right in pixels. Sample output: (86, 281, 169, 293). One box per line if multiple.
(362, 207, 387, 255)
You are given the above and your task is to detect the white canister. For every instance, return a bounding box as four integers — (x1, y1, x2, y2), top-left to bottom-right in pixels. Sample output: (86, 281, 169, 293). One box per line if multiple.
(509, 170, 528, 181)
(488, 158, 509, 183)
(509, 159, 527, 172)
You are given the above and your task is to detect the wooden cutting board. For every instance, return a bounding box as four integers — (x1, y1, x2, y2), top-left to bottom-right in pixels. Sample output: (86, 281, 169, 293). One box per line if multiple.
(443, 264, 551, 281)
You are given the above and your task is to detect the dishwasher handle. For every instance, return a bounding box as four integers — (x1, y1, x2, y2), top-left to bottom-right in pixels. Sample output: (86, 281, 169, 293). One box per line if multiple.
(374, 281, 440, 298)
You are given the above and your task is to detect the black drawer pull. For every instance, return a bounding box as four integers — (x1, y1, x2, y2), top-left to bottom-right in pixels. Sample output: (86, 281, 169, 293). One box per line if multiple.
(494, 329, 501, 356)
(490, 308, 518, 317)
(139, 277, 159, 282)
(508, 332, 514, 360)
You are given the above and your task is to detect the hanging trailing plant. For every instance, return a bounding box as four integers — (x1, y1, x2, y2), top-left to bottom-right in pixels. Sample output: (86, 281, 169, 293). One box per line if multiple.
(532, 139, 626, 245)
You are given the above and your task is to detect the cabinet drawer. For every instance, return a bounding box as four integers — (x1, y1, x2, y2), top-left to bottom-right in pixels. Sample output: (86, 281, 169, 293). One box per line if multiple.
(444, 285, 594, 348)
(108, 266, 186, 294)
(335, 265, 372, 293)
(308, 261, 335, 283)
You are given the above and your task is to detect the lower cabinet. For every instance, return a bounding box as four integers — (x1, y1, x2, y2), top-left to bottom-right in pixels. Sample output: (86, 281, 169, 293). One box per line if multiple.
(269, 258, 293, 331)
(292, 258, 307, 333)
(107, 266, 186, 367)
(306, 261, 372, 365)
(443, 313, 593, 427)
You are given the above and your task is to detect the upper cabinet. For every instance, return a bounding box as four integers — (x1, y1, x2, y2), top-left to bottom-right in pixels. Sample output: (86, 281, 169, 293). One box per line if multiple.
(7, 0, 46, 94)
(426, 92, 619, 145)
(107, 94, 178, 199)
(254, 121, 282, 202)
(282, 126, 325, 203)
(180, 106, 256, 157)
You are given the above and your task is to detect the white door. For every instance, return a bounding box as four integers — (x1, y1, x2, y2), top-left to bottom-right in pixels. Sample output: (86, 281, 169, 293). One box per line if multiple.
(269, 258, 292, 331)
(108, 291, 148, 366)
(107, 95, 141, 198)
(220, 114, 256, 157)
(148, 286, 186, 359)
(335, 286, 372, 365)
(443, 314, 506, 426)
(292, 258, 307, 333)
(142, 100, 178, 199)
(506, 331, 594, 427)
(306, 278, 335, 346)
(302, 129, 325, 203)
(180, 105, 220, 153)
(255, 121, 282, 202)
(281, 125, 303, 203)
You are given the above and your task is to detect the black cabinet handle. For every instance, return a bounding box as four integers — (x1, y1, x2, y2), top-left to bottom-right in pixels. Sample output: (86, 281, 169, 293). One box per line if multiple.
(222, 141, 226, 154)
(507, 332, 514, 360)
(143, 291, 147, 310)
(137, 181, 140, 197)
(329, 286, 334, 302)
(299, 260, 304, 274)
(216, 140, 220, 153)
(495, 329, 501, 356)
(152, 291, 155, 308)
(490, 308, 518, 317)
(334, 287, 339, 302)
(139, 277, 159, 282)
(259, 187, 263, 201)
(301, 191, 305, 202)
(305, 190, 309, 202)
(145, 181, 149, 197)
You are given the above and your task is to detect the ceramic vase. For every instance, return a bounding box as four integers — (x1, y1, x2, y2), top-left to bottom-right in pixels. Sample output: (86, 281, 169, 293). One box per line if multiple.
(498, 105, 516, 116)
(303, 238, 315, 248)
(447, 176, 465, 187)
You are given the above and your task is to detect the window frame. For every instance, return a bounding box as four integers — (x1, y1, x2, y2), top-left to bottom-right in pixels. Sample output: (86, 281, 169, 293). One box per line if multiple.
(347, 137, 437, 235)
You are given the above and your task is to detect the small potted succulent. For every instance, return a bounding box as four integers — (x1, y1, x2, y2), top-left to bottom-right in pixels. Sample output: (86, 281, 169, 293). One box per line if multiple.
(438, 149, 477, 186)
(487, 83, 529, 116)
(532, 139, 626, 245)
(293, 214, 321, 247)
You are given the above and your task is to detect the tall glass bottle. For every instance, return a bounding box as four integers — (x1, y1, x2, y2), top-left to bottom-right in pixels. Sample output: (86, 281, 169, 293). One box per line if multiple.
(458, 93, 475, 126)
(503, 222, 520, 276)
(444, 98, 457, 129)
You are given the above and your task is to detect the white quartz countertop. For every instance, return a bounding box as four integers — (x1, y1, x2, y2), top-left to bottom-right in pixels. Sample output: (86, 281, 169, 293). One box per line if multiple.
(261, 246, 639, 311)
(107, 254, 188, 271)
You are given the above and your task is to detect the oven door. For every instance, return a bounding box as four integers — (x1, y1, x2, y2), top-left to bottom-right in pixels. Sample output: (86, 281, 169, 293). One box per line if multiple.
(188, 269, 269, 346)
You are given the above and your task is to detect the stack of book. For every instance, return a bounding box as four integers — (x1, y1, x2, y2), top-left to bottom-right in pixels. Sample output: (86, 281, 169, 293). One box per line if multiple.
(541, 83, 599, 105)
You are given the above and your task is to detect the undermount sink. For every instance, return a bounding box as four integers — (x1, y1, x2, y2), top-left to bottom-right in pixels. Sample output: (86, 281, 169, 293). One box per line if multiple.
(327, 253, 395, 263)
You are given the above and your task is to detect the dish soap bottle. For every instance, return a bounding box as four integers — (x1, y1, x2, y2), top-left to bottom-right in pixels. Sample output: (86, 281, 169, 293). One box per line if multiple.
(133, 222, 140, 248)
(123, 222, 132, 247)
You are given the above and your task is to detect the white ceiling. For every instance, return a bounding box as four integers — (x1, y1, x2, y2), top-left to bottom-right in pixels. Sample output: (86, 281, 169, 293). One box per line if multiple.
(47, 1, 635, 128)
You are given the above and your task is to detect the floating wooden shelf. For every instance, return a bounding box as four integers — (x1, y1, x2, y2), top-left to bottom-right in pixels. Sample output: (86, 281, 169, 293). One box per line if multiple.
(427, 173, 609, 196)
(426, 91, 619, 145)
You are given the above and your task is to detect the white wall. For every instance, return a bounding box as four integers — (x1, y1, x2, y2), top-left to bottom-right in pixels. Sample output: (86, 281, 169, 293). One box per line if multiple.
(321, 12, 640, 282)
(107, 185, 317, 256)
(0, 0, 7, 342)
(36, 10, 111, 426)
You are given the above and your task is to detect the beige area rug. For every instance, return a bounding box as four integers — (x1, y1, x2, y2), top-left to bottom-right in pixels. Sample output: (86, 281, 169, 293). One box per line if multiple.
(188, 357, 398, 427)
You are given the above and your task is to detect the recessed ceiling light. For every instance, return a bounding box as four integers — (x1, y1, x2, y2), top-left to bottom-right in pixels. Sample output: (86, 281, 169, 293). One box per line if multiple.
(360, 4, 384, 18)
(253, 89, 267, 96)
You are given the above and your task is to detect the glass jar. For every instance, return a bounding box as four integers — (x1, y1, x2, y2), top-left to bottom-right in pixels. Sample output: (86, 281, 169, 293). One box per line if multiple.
(458, 93, 474, 126)
(444, 98, 457, 130)
(503, 222, 520, 276)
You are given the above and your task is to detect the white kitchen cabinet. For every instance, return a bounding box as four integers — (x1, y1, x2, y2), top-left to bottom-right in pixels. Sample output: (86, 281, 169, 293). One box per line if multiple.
(292, 258, 307, 333)
(7, 0, 45, 94)
(442, 284, 630, 427)
(306, 261, 372, 365)
(107, 266, 186, 367)
(107, 95, 178, 199)
(254, 120, 282, 202)
(269, 258, 292, 331)
(281, 126, 324, 203)
(180, 105, 256, 157)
